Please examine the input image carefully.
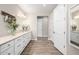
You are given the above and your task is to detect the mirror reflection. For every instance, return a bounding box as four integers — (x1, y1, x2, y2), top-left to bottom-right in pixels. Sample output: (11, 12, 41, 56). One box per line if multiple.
(70, 6, 79, 47)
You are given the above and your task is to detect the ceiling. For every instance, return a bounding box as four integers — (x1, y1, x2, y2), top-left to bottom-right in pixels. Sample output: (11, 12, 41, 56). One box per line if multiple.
(18, 4, 57, 16)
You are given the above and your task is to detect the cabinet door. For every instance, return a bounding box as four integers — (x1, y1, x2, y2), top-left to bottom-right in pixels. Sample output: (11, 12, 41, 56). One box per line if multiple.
(0, 40, 14, 52)
(15, 36, 24, 55)
(24, 32, 31, 43)
(15, 41, 23, 55)
(1, 47, 14, 55)
(53, 5, 66, 54)
(15, 32, 31, 55)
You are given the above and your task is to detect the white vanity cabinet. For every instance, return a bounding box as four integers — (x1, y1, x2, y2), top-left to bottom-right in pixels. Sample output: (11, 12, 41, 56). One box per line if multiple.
(23, 32, 31, 46)
(15, 36, 24, 55)
(71, 32, 79, 41)
(1, 46, 14, 55)
(70, 32, 79, 47)
(0, 31, 31, 55)
(15, 32, 31, 55)
(0, 40, 15, 55)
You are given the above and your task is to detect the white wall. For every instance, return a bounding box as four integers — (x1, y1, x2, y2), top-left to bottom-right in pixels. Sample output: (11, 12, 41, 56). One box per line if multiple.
(29, 15, 37, 40)
(25, 14, 49, 40)
(0, 13, 8, 37)
(0, 4, 21, 16)
(48, 10, 54, 41)
(0, 4, 27, 37)
(0, 4, 37, 40)
(23, 14, 37, 40)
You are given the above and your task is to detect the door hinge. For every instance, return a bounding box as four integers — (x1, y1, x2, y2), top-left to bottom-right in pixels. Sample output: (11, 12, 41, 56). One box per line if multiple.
(64, 46, 65, 48)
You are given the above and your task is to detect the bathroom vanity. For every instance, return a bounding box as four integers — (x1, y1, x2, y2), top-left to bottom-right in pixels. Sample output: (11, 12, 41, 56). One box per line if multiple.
(70, 32, 79, 47)
(0, 31, 31, 55)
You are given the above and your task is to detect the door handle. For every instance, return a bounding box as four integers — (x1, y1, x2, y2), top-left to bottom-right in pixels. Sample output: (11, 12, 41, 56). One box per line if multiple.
(64, 32, 65, 34)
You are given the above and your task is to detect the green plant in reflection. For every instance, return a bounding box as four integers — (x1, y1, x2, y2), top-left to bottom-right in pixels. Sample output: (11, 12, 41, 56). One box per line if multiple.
(7, 18, 19, 35)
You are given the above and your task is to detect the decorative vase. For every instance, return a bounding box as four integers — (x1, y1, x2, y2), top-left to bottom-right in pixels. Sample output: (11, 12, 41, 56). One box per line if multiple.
(72, 25, 77, 31)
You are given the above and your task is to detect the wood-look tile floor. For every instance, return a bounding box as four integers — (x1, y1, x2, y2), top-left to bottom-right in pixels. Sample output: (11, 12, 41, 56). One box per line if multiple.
(21, 37, 62, 55)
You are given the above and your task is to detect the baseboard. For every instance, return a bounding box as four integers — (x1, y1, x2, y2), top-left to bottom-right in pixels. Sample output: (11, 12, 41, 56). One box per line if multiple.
(31, 38, 37, 40)
(48, 37, 53, 41)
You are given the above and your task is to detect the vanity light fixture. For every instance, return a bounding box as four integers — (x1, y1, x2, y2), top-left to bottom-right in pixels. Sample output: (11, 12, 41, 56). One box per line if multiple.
(74, 15, 79, 19)
(17, 11, 26, 18)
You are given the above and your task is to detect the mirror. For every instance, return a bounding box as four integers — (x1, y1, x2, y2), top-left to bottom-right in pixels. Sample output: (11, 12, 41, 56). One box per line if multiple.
(1, 11, 19, 35)
(70, 5, 79, 47)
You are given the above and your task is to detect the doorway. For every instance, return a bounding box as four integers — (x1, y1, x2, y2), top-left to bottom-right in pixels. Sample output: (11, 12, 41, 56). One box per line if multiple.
(37, 16, 48, 40)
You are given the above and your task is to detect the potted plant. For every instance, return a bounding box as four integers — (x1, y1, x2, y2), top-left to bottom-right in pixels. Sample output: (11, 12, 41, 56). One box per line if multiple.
(7, 18, 19, 35)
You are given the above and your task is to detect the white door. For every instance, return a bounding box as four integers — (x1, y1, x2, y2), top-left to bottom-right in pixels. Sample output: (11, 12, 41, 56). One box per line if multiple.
(42, 17, 48, 37)
(37, 17, 48, 37)
(37, 18, 43, 37)
(53, 5, 66, 54)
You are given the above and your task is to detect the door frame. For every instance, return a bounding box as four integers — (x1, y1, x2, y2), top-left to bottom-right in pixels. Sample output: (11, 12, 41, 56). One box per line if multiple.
(37, 16, 48, 38)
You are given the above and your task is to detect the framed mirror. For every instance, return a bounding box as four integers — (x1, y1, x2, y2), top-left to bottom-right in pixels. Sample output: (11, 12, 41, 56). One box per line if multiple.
(1, 11, 19, 35)
(70, 5, 79, 48)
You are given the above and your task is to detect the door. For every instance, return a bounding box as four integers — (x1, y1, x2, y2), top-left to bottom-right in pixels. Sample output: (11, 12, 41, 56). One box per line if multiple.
(37, 18, 43, 37)
(53, 5, 66, 54)
(42, 17, 48, 37)
(37, 16, 48, 37)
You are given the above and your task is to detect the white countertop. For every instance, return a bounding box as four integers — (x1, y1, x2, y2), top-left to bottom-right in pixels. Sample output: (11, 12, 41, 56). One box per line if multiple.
(0, 30, 31, 45)
(71, 30, 79, 33)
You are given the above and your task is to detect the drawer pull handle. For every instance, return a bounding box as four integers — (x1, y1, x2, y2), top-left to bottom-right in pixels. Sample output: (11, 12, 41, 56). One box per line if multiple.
(8, 44, 10, 46)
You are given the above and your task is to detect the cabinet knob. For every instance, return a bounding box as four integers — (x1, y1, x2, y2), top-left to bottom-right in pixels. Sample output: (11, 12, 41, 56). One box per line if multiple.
(8, 44, 10, 46)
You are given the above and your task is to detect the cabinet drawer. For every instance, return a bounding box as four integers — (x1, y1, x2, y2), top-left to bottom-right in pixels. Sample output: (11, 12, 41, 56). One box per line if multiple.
(15, 48, 22, 55)
(23, 33, 31, 39)
(1, 47, 14, 55)
(15, 37, 23, 44)
(0, 40, 14, 52)
(15, 42, 22, 51)
(22, 40, 26, 45)
(15, 42, 23, 54)
(71, 32, 79, 40)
